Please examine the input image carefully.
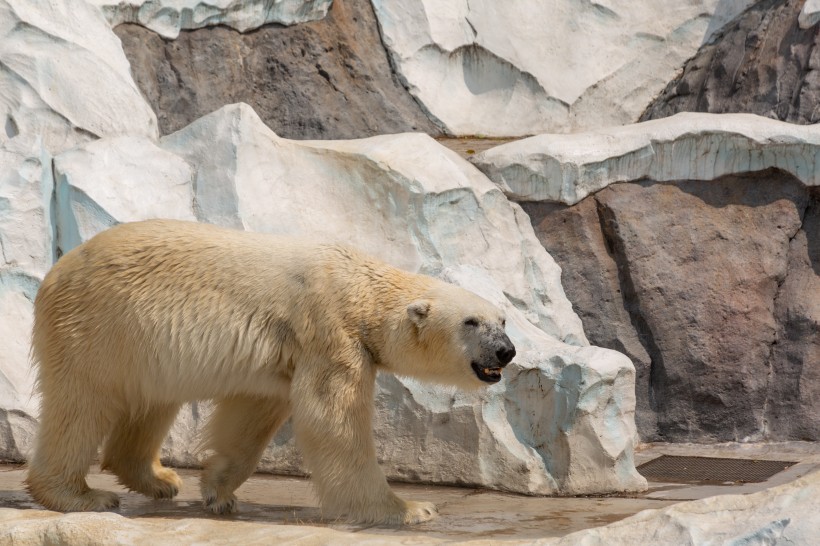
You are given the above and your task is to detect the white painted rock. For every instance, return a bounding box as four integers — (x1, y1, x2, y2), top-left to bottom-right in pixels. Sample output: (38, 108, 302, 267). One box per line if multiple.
(0, 0, 158, 155)
(88, 0, 332, 39)
(554, 470, 820, 545)
(159, 103, 586, 344)
(43, 103, 645, 495)
(370, 0, 755, 136)
(800, 0, 820, 29)
(473, 112, 820, 205)
(52, 136, 196, 253)
(0, 135, 54, 462)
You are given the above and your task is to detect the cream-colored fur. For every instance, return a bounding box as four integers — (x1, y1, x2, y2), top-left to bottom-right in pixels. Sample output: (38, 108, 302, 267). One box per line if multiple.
(26, 219, 514, 525)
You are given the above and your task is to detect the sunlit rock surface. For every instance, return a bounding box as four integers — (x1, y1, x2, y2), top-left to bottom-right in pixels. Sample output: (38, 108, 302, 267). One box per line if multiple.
(0, 0, 157, 154)
(480, 113, 820, 441)
(88, 0, 332, 38)
(370, 0, 754, 136)
(473, 112, 820, 205)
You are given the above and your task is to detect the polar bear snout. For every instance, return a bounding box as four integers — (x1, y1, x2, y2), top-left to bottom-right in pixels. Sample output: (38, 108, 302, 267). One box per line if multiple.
(470, 330, 516, 384)
(496, 341, 516, 366)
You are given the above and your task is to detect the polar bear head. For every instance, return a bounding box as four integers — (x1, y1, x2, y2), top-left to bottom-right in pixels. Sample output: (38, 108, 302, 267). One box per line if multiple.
(390, 283, 516, 389)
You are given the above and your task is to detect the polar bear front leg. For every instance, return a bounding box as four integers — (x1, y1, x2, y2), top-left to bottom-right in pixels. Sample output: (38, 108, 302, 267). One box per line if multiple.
(200, 395, 291, 514)
(291, 360, 438, 525)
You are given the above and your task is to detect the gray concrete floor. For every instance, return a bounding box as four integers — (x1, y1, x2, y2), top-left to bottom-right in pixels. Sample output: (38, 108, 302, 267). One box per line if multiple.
(2, 442, 818, 541)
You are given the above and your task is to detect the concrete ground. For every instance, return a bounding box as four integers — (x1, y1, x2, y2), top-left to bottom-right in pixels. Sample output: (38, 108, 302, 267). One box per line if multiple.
(1, 442, 818, 542)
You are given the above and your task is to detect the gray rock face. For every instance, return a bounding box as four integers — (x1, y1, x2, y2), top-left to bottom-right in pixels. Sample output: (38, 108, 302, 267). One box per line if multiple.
(642, 0, 820, 124)
(767, 192, 820, 440)
(524, 171, 819, 442)
(115, 0, 441, 139)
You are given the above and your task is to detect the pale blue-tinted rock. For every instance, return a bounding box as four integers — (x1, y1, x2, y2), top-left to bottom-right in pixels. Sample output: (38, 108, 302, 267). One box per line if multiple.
(473, 112, 820, 205)
(0, 136, 53, 461)
(52, 136, 196, 255)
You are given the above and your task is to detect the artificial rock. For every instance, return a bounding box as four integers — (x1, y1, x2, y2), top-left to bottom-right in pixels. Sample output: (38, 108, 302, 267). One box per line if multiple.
(0, 0, 157, 155)
(643, 0, 820, 125)
(0, 136, 53, 461)
(522, 170, 818, 442)
(479, 112, 820, 441)
(34, 103, 646, 495)
(115, 0, 441, 139)
(370, 0, 755, 136)
(472, 112, 820, 205)
(89, 0, 332, 38)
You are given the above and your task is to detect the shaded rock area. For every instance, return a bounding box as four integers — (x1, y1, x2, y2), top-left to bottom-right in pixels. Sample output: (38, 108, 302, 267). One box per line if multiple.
(115, 0, 441, 139)
(642, 0, 820, 124)
(767, 190, 820, 440)
(522, 170, 820, 442)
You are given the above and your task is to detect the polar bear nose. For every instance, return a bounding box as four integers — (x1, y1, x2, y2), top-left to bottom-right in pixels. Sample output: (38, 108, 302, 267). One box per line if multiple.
(496, 345, 516, 366)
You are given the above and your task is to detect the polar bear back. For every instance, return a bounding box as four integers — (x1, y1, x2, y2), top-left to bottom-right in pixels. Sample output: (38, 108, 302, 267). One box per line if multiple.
(33, 220, 404, 405)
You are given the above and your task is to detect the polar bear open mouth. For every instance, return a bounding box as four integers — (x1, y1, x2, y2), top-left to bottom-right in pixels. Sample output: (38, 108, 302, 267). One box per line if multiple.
(471, 361, 503, 383)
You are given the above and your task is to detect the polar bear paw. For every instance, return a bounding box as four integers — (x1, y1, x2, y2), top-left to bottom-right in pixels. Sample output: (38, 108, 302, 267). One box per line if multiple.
(59, 489, 121, 512)
(146, 467, 183, 499)
(363, 500, 438, 526)
(202, 488, 238, 515)
(399, 500, 438, 524)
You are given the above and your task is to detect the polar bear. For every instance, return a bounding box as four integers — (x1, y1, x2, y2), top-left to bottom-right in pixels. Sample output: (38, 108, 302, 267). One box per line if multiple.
(25, 219, 515, 525)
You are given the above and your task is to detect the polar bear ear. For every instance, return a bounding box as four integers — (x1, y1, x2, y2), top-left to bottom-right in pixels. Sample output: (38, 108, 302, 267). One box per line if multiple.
(407, 300, 431, 326)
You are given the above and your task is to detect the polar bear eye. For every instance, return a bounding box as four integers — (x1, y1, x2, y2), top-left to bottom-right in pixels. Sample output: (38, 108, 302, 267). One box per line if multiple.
(501, 319, 506, 327)
(464, 318, 479, 327)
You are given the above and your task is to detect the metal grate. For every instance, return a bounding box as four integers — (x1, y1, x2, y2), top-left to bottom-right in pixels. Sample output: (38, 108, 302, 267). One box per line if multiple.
(637, 455, 796, 485)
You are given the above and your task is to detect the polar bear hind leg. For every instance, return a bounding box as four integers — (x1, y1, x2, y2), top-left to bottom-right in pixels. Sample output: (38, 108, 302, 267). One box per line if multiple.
(101, 403, 183, 500)
(200, 395, 291, 514)
(26, 385, 121, 512)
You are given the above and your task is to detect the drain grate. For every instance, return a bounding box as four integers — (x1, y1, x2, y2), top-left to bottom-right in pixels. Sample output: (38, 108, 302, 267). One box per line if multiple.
(637, 455, 796, 485)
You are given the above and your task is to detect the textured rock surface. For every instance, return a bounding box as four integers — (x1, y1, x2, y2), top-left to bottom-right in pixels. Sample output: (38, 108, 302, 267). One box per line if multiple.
(554, 470, 820, 545)
(1, 470, 817, 545)
(370, 0, 754, 136)
(520, 198, 659, 438)
(90, 0, 331, 38)
(0, 0, 157, 155)
(643, 0, 820, 125)
(0, 0, 160, 461)
(116, 0, 441, 139)
(801, 0, 820, 28)
(39, 103, 645, 495)
(0, 136, 53, 461)
(524, 171, 819, 442)
(766, 192, 820, 441)
(52, 136, 196, 253)
(473, 112, 820, 205)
